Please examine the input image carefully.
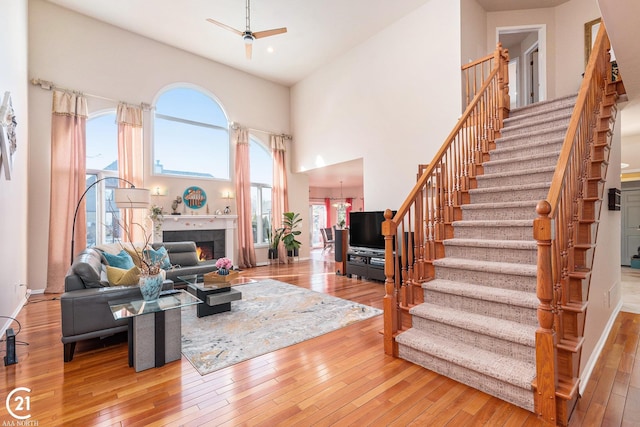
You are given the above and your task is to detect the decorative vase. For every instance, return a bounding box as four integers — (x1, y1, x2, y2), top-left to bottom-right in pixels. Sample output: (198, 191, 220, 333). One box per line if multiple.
(139, 273, 163, 301)
(217, 268, 229, 276)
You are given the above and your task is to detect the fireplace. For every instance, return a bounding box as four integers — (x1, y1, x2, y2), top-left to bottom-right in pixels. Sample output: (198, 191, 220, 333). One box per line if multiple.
(163, 229, 225, 260)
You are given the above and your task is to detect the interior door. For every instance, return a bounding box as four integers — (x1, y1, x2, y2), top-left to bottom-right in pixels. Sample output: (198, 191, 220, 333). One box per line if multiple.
(621, 189, 640, 265)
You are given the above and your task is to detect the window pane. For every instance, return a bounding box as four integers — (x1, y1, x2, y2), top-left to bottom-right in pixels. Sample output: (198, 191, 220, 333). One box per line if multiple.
(260, 187, 272, 245)
(154, 87, 230, 179)
(154, 118, 229, 178)
(156, 87, 227, 127)
(86, 113, 117, 171)
(85, 174, 98, 247)
(250, 139, 272, 185)
(251, 186, 258, 243)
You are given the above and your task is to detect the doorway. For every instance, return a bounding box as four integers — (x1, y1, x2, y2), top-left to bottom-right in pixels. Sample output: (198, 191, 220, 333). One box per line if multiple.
(497, 25, 546, 108)
(310, 204, 328, 248)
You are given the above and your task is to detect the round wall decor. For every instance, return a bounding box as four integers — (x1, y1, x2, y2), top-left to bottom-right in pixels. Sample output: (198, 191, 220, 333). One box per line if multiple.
(183, 186, 207, 209)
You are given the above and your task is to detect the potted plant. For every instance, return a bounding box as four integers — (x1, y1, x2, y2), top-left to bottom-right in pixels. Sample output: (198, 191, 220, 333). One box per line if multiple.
(267, 226, 284, 261)
(282, 211, 302, 258)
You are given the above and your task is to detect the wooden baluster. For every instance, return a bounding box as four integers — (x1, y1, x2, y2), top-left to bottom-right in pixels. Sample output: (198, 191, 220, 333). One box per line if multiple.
(534, 201, 558, 424)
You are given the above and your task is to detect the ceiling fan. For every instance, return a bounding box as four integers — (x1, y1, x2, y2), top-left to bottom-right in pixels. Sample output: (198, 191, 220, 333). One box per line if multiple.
(206, 0, 287, 60)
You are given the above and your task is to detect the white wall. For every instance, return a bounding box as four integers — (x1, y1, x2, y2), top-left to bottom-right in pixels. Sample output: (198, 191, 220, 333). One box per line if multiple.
(291, 0, 463, 211)
(0, 0, 29, 329)
(28, 0, 292, 289)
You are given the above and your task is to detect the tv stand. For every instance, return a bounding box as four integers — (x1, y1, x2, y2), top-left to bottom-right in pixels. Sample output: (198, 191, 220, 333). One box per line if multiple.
(346, 248, 386, 282)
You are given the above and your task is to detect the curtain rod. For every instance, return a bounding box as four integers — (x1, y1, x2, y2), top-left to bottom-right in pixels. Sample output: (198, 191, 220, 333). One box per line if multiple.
(230, 121, 292, 140)
(30, 78, 152, 111)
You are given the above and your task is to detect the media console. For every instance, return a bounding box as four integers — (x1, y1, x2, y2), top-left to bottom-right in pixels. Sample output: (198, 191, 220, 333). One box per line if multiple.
(346, 248, 387, 282)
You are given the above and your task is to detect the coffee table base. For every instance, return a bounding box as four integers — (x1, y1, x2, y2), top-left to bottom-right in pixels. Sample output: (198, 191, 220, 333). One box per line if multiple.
(187, 286, 242, 317)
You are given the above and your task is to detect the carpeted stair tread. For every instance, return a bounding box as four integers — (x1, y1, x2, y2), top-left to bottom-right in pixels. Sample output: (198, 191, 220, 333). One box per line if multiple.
(396, 328, 536, 390)
(422, 280, 539, 312)
(469, 182, 551, 195)
(444, 238, 537, 250)
(453, 219, 533, 227)
(484, 150, 560, 167)
(500, 112, 572, 134)
(495, 127, 567, 145)
(508, 94, 577, 117)
(433, 257, 537, 277)
(461, 200, 539, 210)
(476, 166, 556, 180)
(492, 136, 564, 155)
(503, 105, 574, 125)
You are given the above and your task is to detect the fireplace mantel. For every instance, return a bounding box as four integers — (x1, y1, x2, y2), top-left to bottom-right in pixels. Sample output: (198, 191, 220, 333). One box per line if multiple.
(157, 215, 237, 265)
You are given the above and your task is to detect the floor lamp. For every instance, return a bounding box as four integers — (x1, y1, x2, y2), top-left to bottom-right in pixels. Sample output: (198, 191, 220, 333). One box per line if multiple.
(70, 177, 150, 265)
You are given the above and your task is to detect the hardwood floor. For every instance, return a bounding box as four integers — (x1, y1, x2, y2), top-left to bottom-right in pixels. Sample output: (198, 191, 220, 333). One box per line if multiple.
(1, 253, 636, 425)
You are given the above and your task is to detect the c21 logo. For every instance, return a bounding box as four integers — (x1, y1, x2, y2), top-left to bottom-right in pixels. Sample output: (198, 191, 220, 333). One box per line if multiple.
(5, 387, 31, 420)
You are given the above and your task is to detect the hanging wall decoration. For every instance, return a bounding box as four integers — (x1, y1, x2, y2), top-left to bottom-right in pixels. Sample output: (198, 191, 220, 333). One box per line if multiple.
(183, 186, 207, 209)
(0, 91, 17, 180)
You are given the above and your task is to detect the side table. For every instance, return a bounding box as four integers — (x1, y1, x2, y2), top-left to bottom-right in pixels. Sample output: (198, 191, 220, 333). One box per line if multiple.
(109, 290, 201, 372)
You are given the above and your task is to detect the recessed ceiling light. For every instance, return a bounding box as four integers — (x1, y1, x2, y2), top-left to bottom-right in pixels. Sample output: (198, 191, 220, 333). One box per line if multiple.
(621, 163, 629, 169)
(267, 46, 274, 53)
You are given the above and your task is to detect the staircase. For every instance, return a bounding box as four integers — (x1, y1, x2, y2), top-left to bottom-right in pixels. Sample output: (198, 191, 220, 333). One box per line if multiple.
(381, 24, 625, 426)
(396, 94, 576, 412)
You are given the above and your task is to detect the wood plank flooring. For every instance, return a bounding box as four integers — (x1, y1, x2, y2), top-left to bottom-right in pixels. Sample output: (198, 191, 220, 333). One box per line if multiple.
(1, 253, 637, 425)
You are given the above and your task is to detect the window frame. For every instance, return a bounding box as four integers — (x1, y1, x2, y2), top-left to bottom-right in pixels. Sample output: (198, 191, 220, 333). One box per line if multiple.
(249, 137, 273, 247)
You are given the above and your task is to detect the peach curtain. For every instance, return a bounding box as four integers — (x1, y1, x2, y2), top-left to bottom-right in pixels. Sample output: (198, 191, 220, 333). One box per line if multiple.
(117, 103, 145, 243)
(46, 90, 88, 293)
(271, 135, 289, 262)
(234, 128, 256, 267)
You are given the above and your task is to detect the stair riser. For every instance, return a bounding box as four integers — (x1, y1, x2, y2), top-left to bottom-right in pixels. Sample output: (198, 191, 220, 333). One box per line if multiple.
(501, 117, 571, 138)
(434, 266, 536, 292)
(444, 244, 537, 264)
(495, 129, 566, 148)
(489, 141, 563, 161)
(476, 170, 555, 188)
(453, 225, 533, 241)
(469, 187, 548, 204)
(484, 155, 558, 175)
(462, 205, 538, 221)
(411, 316, 536, 361)
(422, 290, 539, 326)
(398, 345, 535, 412)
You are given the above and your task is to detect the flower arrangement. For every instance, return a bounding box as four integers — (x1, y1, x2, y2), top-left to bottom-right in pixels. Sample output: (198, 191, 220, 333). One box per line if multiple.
(215, 257, 233, 270)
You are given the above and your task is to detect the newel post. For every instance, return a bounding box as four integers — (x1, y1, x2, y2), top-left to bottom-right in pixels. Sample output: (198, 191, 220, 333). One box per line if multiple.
(495, 43, 510, 126)
(533, 201, 558, 424)
(382, 209, 398, 356)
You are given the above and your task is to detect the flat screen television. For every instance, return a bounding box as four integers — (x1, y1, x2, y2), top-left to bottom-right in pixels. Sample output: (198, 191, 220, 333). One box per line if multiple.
(349, 211, 393, 251)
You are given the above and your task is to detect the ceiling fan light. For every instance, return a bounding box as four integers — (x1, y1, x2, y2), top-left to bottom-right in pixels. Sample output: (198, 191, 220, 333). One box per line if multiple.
(243, 34, 254, 44)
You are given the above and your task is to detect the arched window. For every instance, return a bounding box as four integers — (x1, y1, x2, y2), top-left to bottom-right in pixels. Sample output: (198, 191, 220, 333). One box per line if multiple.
(250, 137, 273, 245)
(86, 111, 121, 247)
(153, 87, 229, 179)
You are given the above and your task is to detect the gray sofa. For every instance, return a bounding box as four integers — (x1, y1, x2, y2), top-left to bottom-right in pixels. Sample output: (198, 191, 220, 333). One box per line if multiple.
(61, 241, 217, 362)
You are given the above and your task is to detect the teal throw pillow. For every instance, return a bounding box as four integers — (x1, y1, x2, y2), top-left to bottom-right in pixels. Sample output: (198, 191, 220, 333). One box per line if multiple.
(144, 246, 172, 270)
(102, 249, 135, 270)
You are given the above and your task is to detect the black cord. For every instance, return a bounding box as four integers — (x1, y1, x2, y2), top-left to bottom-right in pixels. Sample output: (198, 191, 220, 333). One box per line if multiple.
(0, 316, 28, 349)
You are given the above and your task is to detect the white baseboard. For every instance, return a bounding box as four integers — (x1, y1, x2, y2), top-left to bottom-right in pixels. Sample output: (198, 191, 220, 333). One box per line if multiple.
(0, 291, 32, 338)
(578, 299, 623, 396)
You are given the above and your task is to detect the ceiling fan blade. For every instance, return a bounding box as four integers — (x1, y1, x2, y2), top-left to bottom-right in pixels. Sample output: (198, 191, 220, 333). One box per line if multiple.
(206, 18, 243, 36)
(253, 27, 287, 39)
(245, 43, 253, 60)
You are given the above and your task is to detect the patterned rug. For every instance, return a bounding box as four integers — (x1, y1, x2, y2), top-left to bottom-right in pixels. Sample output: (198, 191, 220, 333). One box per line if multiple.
(181, 279, 382, 375)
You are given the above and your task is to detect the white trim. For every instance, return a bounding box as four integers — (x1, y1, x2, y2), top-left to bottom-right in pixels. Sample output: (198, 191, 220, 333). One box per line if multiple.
(578, 299, 623, 396)
(496, 24, 547, 103)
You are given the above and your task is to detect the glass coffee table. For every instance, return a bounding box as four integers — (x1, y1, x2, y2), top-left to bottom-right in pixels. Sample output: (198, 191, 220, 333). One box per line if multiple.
(177, 274, 255, 317)
(109, 290, 201, 372)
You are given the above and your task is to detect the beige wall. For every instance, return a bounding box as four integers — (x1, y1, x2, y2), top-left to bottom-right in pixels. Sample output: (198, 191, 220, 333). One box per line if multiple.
(0, 0, 28, 328)
(291, 0, 463, 212)
(28, 0, 294, 288)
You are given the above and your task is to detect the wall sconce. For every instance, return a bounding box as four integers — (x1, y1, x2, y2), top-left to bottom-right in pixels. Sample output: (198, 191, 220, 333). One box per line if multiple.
(152, 186, 168, 196)
(222, 191, 234, 214)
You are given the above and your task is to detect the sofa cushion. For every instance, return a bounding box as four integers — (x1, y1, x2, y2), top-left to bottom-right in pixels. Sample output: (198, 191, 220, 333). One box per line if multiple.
(154, 241, 199, 267)
(71, 249, 104, 288)
(144, 246, 172, 270)
(102, 249, 135, 270)
(106, 265, 140, 286)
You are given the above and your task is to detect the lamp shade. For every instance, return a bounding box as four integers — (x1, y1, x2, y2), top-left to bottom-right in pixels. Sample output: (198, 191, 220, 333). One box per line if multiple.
(114, 187, 151, 209)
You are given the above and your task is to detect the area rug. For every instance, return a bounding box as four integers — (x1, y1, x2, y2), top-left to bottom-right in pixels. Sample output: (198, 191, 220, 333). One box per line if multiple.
(180, 279, 382, 375)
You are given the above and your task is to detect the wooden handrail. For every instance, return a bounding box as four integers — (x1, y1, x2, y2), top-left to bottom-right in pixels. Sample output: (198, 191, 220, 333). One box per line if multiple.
(533, 22, 616, 424)
(382, 43, 509, 356)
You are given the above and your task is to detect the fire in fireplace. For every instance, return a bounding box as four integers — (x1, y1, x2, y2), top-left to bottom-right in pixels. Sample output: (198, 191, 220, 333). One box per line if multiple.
(163, 229, 226, 260)
(196, 242, 215, 261)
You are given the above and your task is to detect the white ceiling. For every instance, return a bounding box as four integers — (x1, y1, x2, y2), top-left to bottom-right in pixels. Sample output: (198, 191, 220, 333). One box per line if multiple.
(43, 0, 639, 187)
